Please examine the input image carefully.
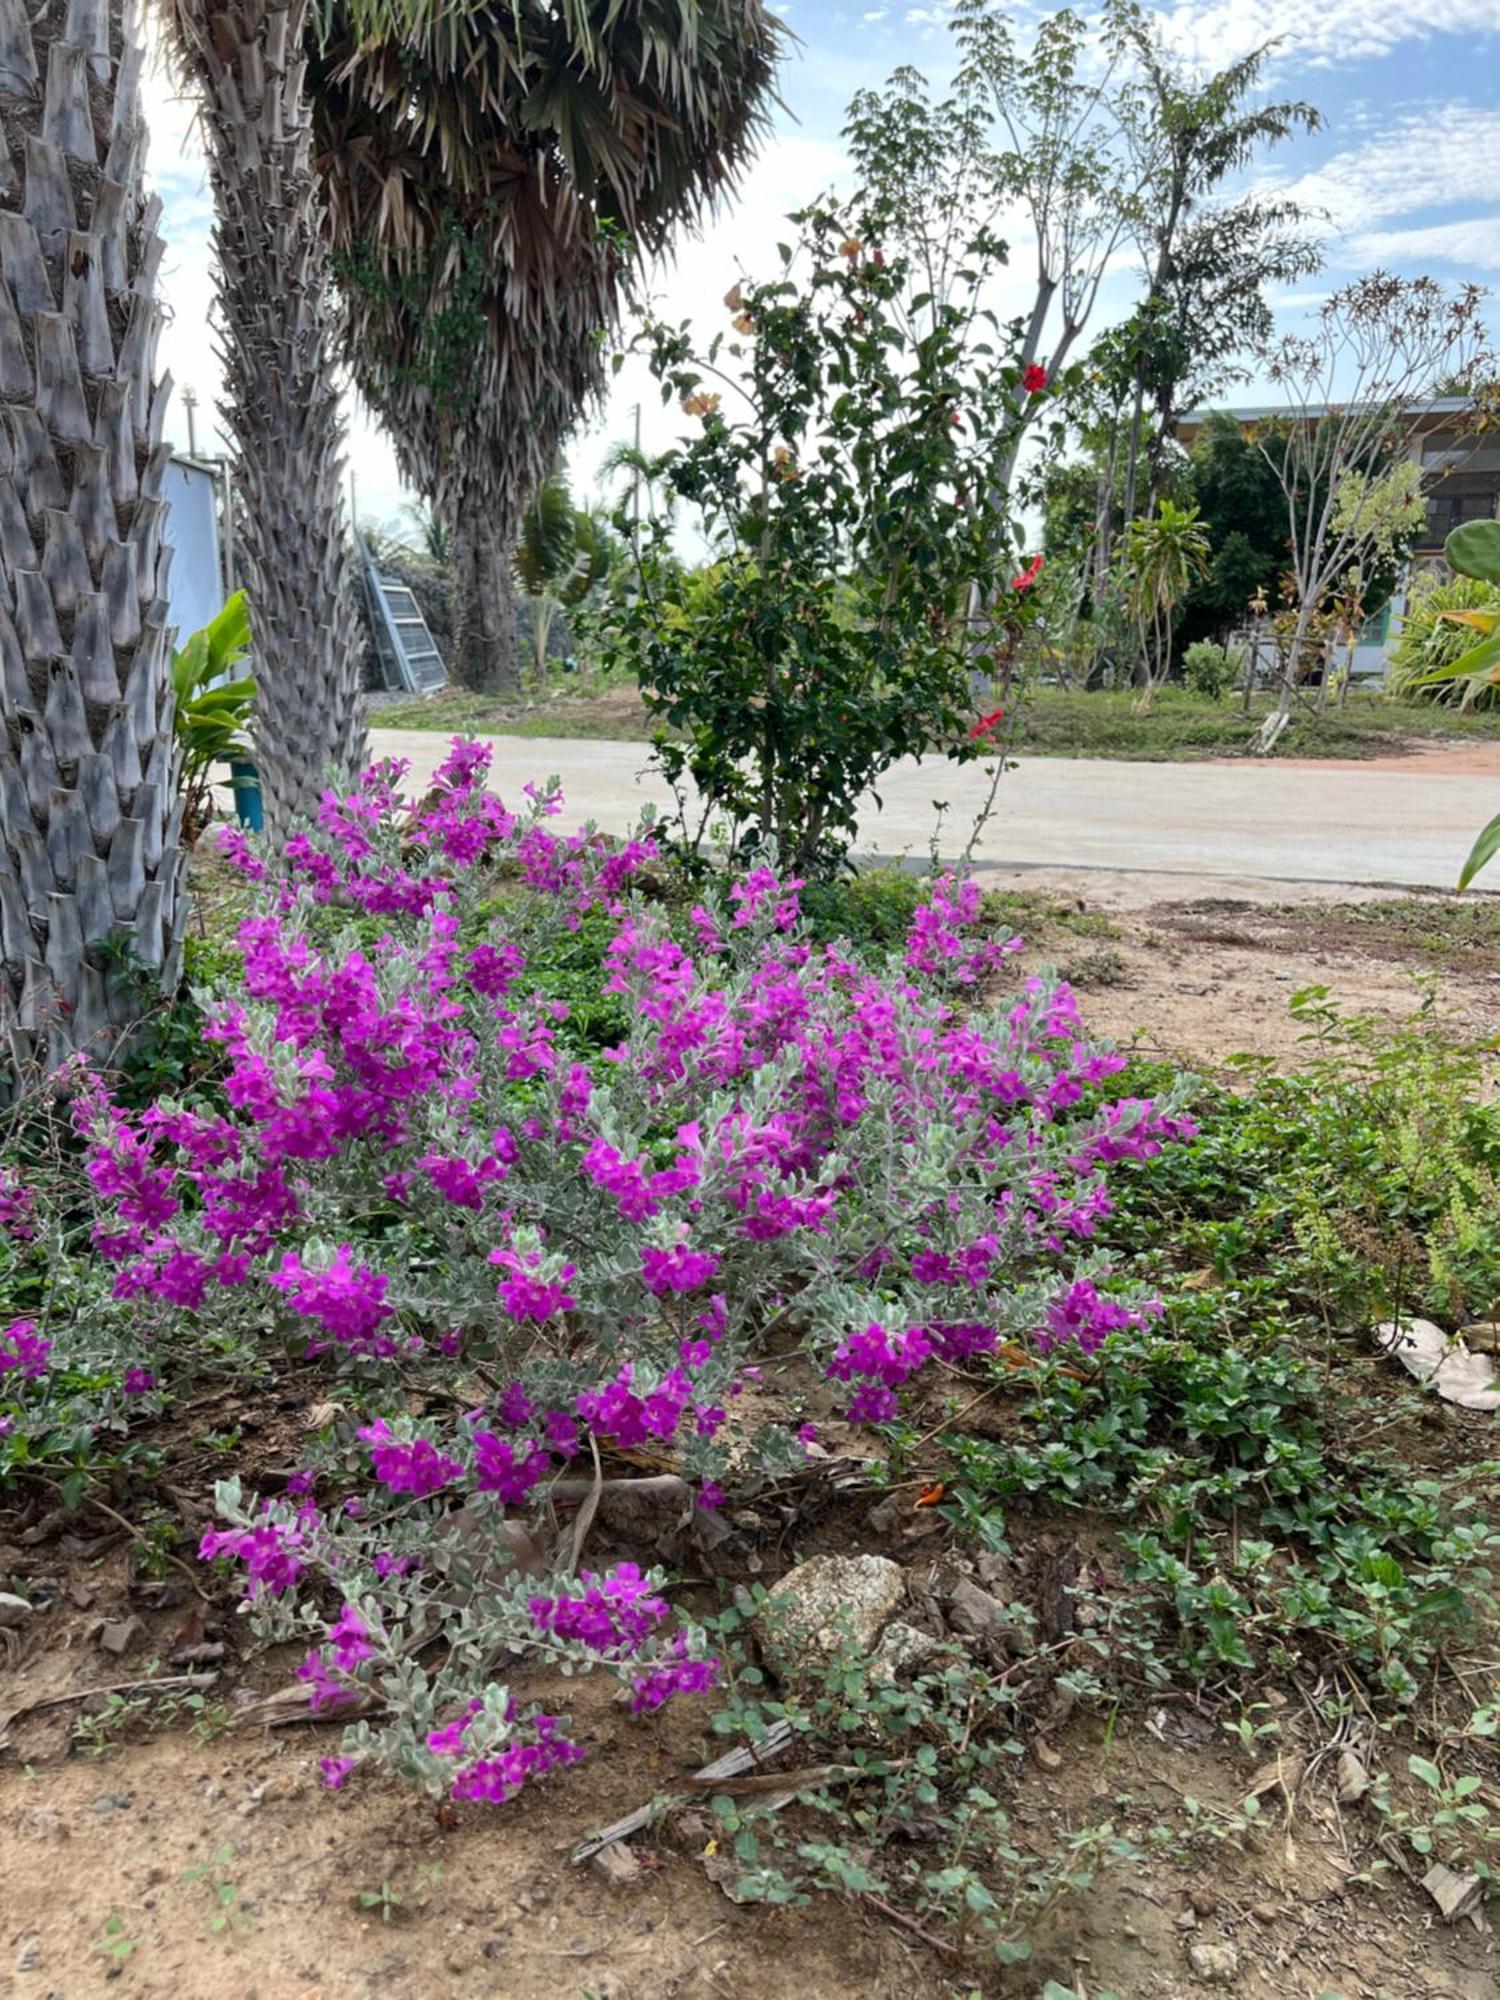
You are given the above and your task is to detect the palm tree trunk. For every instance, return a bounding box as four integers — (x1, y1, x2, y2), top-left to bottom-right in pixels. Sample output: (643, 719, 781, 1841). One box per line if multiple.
(164, 0, 365, 843)
(451, 511, 520, 694)
(0, 0, 184, 1087)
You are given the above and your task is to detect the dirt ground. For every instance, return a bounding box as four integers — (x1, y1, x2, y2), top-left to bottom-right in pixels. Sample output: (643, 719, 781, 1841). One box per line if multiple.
(5, 878, 1500, 2000)
(989, 873, 1500, 1068)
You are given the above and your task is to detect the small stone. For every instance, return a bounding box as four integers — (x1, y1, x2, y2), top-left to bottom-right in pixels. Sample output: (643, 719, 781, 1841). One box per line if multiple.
(1250, 1902, 1278, 1923)
(16, 1941, 39, 1971)
(753, 1554, 905, 1675)
(89, 1792, 132, 1815)
(0, 1591, 32, 1627)
(97, 1616, 143, 1656)
(868, 1620, 941, 1684)
(591, 1843, 641, 1885)
(1459, 1320, 1500, 1354)
(1188, 1940, 1240, 1983)
(1187, 1885, 1217, 1917)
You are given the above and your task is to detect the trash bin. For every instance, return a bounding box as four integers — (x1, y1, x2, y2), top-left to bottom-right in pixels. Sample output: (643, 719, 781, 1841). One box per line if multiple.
(228, 758, 263, 832)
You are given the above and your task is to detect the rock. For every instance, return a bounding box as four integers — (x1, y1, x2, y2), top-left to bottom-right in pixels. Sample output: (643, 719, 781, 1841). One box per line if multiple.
(1459, 1319, 1500, 1354)
(1187, 1941, 1240, 1983)
(591, 1842, 641, 1885)
(753, 1554, 905, 1675)
(0, 1591, 32, 1627)
(16, 1941, 39, 1971)
(1421, 1861, 1483, 1923)
(946, 1577, 1026, 1656)
(1335, 1748, 1371, 1802)
(97, 1616, 143, 1657)
(868, 1620, 941, 1684)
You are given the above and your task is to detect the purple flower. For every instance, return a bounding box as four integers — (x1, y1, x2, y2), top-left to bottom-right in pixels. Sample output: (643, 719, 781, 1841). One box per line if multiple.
(122, 1367, 156, 1395)
(641, 1243, 722, 1297)
(0, 1320, 50, 1380)
(359, 1420, 462, 1498)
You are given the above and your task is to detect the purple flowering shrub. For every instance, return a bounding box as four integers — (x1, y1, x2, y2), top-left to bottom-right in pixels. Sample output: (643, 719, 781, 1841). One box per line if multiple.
(6, 739, 1191, 1804)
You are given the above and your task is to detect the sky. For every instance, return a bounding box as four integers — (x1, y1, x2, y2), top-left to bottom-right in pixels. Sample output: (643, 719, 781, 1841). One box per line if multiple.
(140, 0, 1500, 537)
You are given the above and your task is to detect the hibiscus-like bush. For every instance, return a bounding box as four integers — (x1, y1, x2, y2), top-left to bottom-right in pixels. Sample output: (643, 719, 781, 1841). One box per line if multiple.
(5, 740, 1191, 1805)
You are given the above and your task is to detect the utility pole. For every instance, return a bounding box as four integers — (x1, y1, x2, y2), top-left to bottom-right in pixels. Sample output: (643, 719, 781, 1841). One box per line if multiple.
(181, 384, 199, 459)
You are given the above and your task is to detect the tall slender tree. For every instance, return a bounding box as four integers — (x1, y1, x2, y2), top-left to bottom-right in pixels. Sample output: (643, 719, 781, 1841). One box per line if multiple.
(0, 0, 184, 1085)
(161, 0, 365, 841)
(1113, 29, 1322, 530)
(309, 0, 780, 692)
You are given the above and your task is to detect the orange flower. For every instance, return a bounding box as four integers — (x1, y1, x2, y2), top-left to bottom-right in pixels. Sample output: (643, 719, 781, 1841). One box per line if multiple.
(731, 312, 756, 336)
(680, 392, 720, 418)
(840, 237, 863, 261)
(724, 282, 744, 311)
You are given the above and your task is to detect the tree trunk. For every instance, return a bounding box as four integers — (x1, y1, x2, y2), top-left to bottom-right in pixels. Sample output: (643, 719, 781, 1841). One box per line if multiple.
(164, 0, 365, 845)
(451, 511, 520, 694)
(0, 0, 184, 1089)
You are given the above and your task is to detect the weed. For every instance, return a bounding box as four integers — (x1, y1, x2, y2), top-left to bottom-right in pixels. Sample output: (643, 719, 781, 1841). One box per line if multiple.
(702, 1615, 1136, 1966)
(181, 1844, 251, 1938)
(92, 1914, 139, 1973)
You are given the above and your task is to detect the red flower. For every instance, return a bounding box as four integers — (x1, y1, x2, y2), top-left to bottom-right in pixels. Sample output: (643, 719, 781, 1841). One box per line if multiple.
(1022, 364, 1048, 393)
(968, 708, 1005, 740)
(1010, 554, 1044, 593)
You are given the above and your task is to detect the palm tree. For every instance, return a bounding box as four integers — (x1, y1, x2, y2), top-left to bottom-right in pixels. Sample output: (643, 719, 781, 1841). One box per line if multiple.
(514, 474, 614, 684)
(160, 0, 365, 843)
(1116, 498, 1211, 710)
(309, 0, 780, 692)
(0, 0, 184, 1084)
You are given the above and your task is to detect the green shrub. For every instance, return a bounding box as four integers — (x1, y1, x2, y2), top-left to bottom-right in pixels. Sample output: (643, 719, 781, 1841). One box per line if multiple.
(1387, 573, 1500, 708)
(1180, 639, 1243, 700)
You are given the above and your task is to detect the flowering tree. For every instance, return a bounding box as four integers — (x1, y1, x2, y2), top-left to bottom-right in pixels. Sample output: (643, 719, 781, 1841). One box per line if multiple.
(608, 211, 1053, 873)
(2, 741, 1192, 1803)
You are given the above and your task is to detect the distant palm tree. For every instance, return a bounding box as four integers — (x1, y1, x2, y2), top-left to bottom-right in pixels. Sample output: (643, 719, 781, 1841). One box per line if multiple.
(514, 475, 615, 683)
(0, 0, 184, 1082)
(1117, 499, 1211, 709)
(161, 0, 365, 842)
(309, 0, 780, 692)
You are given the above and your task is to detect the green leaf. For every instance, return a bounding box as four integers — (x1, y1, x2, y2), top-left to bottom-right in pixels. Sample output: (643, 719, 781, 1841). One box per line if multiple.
(1414, 622, 1500, 686)
(1457, 810, 1500, 891)
(1408, 1755, 1443, 1790)
(1447, 519, 1500, 584)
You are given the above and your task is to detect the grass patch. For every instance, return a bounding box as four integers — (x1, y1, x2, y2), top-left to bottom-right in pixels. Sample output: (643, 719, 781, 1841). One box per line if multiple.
(1011, 684, 1500, 761)
(373, 679, 1500, 762)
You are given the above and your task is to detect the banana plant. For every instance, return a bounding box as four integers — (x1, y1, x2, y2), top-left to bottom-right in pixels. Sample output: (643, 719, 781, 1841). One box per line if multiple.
(173, 592, 257, 846)
(1420, 522, 1500, 886)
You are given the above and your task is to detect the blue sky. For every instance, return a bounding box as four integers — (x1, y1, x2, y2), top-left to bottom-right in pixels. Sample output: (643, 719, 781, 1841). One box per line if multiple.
(143, 1, 1500, 528)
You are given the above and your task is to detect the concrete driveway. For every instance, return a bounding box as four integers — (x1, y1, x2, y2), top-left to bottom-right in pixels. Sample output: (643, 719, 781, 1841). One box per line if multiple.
(368, 728, 1500, 896)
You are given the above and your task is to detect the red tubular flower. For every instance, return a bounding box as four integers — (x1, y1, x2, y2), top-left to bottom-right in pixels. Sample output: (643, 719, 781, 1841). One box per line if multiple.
(968, 708, 1005, 740)
(1023, 363, 1048, 393)
(1010, 554, 1044, 593)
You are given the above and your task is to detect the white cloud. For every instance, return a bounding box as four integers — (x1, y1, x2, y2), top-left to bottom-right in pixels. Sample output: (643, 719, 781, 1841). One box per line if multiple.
(1150, 0, 1500, 69)
(1345, 216, 1500, 273)
(1264, 104, 1500, 235)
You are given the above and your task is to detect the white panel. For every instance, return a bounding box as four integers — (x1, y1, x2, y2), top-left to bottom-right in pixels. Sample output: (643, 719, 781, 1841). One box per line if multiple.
(160, 457, 225, 647)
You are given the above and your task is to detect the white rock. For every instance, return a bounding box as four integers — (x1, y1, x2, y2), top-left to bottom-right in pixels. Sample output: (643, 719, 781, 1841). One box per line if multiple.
(1187, 1940, 1240, 1983)
(754, 1554, 905, 1675)
(0, 1592, 31, 1628)
(868, 1620, 942, 1684)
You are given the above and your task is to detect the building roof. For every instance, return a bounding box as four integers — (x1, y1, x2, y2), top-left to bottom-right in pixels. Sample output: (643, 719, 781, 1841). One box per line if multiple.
(1178, 396, 1474, 435)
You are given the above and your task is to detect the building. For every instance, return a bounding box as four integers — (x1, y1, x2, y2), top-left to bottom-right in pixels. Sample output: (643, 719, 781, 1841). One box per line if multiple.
(1176, 397, 1500, 672)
